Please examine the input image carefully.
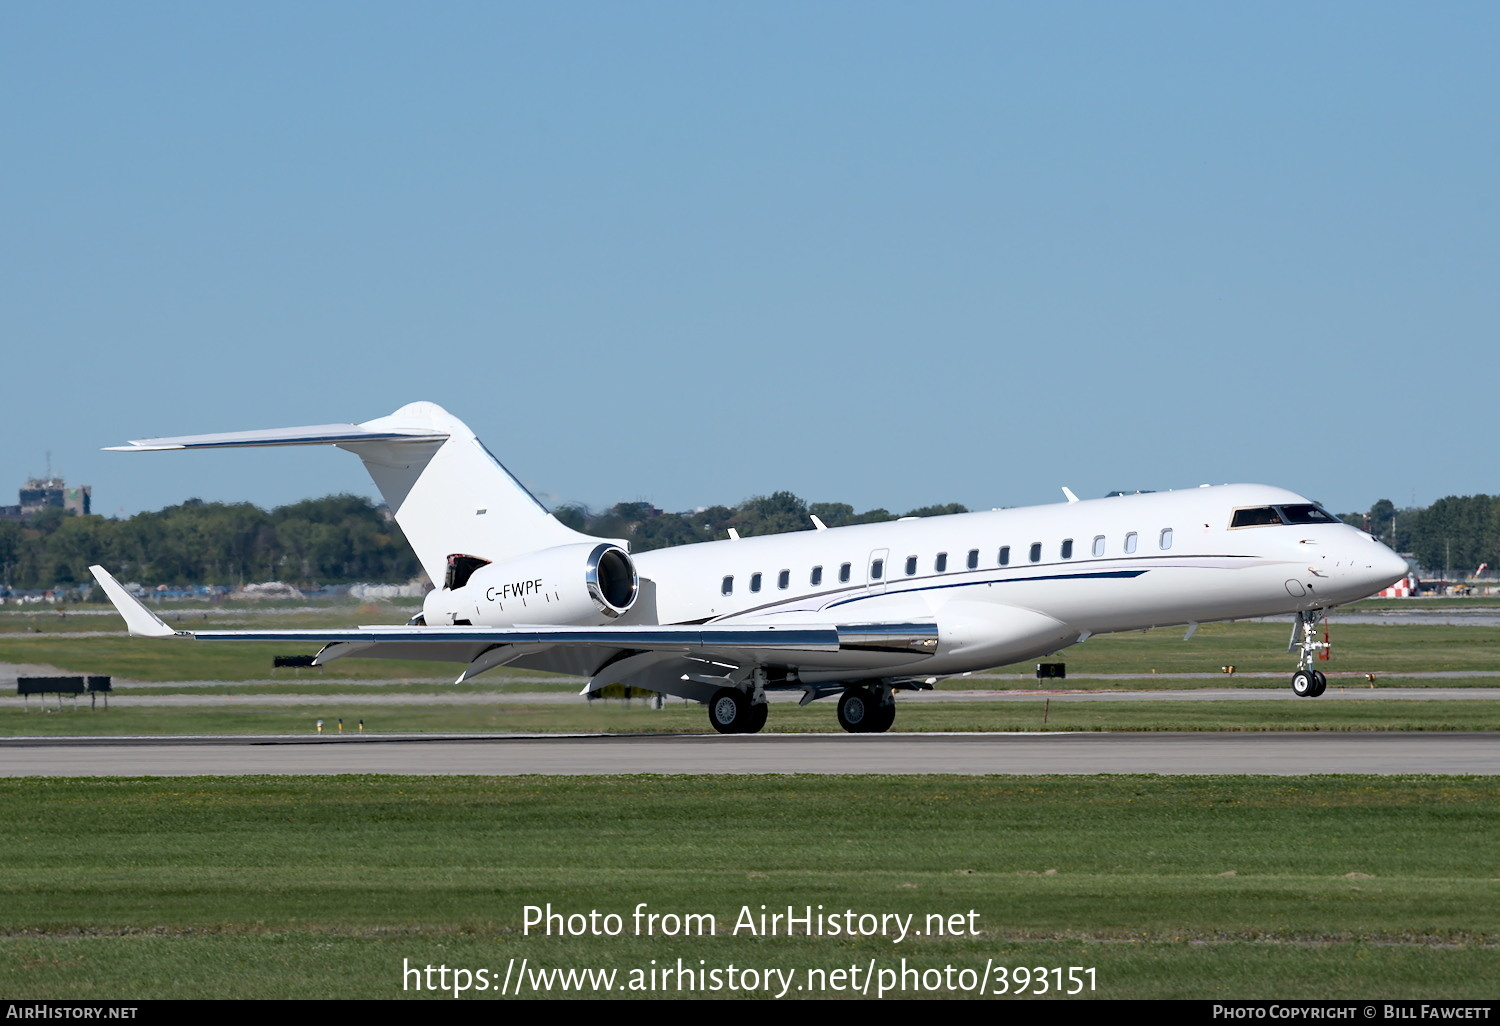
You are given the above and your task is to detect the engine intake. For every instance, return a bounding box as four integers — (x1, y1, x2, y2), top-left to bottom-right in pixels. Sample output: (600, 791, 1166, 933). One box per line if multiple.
(585, 543, 637, 616)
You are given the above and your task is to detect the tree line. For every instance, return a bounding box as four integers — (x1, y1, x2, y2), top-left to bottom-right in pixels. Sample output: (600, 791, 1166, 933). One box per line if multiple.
(553, 492, 969, 553)
(0, 495, 420, 590)
(1338, 495, 1500, 578)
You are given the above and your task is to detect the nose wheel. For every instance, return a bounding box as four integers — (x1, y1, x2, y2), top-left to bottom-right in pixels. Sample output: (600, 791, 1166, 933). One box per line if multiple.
(1289, 610, 1329, 698)
(1291, 669, 1327, 698)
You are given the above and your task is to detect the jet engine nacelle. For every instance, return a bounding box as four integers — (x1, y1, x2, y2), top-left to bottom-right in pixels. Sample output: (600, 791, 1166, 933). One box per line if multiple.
(422, 542, 638, 627)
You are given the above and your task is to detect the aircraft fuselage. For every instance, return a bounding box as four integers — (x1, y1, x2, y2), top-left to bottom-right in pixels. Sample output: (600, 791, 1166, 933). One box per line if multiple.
(631, 483, 1407, 680)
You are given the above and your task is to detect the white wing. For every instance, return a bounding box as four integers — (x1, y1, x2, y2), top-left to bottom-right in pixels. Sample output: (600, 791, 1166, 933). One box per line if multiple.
(89, 565, 938, 698)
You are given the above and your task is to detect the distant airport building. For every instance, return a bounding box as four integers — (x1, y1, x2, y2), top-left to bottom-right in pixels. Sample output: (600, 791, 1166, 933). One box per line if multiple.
(0, 476, 91, 520)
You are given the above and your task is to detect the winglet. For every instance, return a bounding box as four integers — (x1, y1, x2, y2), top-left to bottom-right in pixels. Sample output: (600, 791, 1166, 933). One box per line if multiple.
(1061, 487, 1080, 504)
(88, 566, 182, 638)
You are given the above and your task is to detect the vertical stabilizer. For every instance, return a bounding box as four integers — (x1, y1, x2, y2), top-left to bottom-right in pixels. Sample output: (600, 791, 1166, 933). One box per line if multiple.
(340, 403, 584, 580)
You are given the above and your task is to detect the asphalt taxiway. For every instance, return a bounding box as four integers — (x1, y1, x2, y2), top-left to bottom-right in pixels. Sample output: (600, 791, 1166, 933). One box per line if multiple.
(0, 730, 1493, 776)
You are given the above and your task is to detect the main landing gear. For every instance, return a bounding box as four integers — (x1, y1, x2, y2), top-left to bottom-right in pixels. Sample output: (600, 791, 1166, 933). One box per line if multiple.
(708, 687, 769, 734)
(703, 670, 900, 734)
(1289, 609, 1328, 698)
(837, 685, 896, 734)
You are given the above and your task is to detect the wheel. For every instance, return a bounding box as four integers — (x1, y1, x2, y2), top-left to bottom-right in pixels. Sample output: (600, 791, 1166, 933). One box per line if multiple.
(1291, 670, 1317, 698)
(865, 696, 896, 734)
(708, 687, 750, 734)
(837, 687, 876, 733)
(743, 701, 769, 734)
(1310, 670, 1328, 697)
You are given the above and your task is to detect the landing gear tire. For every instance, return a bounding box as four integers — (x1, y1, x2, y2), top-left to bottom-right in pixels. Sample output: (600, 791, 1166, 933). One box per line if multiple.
(1310, 670, 1327, 697)
(709, 688, 751, 734)
(743, 701, 769, 734)
(1292, 668, 1330, 698)
(1291, 670, 1317, 698)
(837, 687, 877, 733)
(865, 697, 896, 734)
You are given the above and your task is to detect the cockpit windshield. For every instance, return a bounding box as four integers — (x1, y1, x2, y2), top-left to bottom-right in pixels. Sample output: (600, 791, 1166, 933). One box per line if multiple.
(1230, 507, 1284, 528)
(1229, 504, 1338, 529)
(1278, 504, 1337, 525)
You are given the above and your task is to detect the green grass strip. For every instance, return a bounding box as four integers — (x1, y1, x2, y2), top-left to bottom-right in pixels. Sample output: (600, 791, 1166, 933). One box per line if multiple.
(0, 775, 1495, 999)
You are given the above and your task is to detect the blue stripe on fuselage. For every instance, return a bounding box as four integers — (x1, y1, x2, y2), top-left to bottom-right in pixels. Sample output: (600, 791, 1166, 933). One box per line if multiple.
(825, 569, 1148, 609)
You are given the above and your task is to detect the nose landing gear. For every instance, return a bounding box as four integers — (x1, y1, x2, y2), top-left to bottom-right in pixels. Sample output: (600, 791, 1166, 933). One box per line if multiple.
(1289, 609, 1328, 698)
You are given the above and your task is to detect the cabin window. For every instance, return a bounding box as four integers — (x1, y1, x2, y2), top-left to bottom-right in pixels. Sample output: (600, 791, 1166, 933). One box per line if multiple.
(839, 562, 852, 583)
(870, 559, 884, 580)
(721, 575, 733, 596)
(905, 556, 918, 576)
(998, 546, 1011, 566)
(967, 549, 979, 569)
(778, 569, 790, 590)
(1029, 543, 1042, 563)
(1060, 539, 1074, 559)
(1092, 535, 1105, 557)
(1230, 506, 1284, 529)
(750, 572, 762, 593)
(935, 552, 948, 573)
(1124, 532, 1138, 554)
(1160, 528, 1174, 550)
(811, 565, 823, 586)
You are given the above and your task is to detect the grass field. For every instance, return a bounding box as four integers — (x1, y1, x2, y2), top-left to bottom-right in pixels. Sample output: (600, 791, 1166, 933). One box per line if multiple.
(0, 775, 1494, 1000)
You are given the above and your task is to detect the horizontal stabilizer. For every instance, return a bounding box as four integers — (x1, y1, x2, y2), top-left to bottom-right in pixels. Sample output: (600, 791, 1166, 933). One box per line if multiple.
(105, 423, 445, 452)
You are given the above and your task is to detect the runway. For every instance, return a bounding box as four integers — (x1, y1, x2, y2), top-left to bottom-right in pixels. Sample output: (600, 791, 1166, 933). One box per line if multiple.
(0, 731, 1493, 776)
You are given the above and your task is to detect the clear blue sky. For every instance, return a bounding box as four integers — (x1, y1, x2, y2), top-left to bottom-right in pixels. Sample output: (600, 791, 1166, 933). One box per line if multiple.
(4, 2, 1495, 521)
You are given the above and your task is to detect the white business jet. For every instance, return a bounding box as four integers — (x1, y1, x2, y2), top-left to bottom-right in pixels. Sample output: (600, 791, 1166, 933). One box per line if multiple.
(90, 402, 1409, 734)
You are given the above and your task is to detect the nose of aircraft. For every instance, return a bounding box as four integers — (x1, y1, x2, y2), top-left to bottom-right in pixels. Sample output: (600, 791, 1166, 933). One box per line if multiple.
(1363, 537, 1410, 592)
